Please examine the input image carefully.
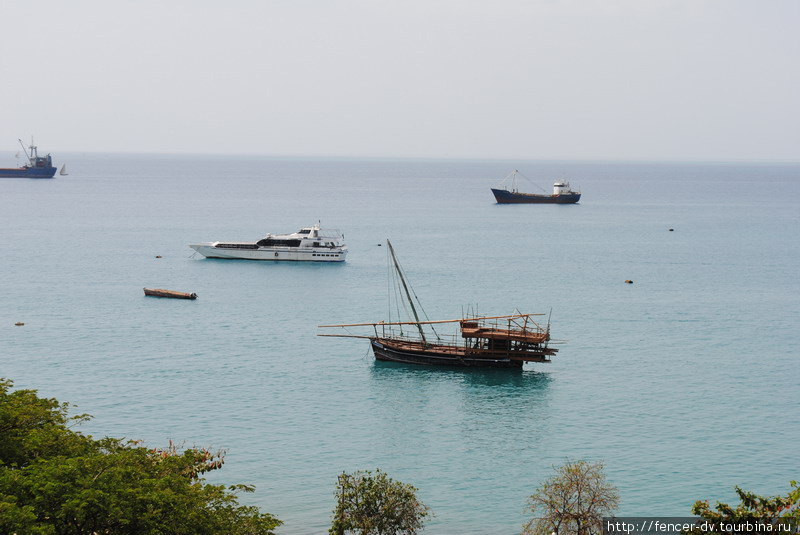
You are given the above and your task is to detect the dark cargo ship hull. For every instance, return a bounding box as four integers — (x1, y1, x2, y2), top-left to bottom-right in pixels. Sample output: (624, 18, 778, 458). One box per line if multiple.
(371, 340, 524, 369)
(0, 166, 57, 178)
(491, 188, 580, 204)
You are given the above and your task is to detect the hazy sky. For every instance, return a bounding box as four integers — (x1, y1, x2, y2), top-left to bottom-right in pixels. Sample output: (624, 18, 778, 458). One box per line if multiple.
(2, 0, 798, 160)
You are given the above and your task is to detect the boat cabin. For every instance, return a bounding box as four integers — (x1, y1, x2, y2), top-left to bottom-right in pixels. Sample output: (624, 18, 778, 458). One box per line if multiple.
(553, 182, 573, 195)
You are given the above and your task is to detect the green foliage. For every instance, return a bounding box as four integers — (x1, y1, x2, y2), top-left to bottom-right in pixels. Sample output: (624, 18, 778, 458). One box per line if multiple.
(0, 378, 281, 535)
(0, 378, 92, 468)
(523, 460, 619, 535)
(329, 469, 431, 535)
(685, 482, 800, 534)
(789, 481, 800, 522)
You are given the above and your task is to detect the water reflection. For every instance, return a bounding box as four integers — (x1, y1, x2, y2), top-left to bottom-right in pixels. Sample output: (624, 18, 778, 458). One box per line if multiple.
(367, 361, 553, 429)
(364, 361, 555, 473)
(369, 360, 553, 391)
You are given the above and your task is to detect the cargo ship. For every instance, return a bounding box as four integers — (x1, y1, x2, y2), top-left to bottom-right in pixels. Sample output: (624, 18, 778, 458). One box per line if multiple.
(0, 139, 57, 179)
(491, 169, 580, 204)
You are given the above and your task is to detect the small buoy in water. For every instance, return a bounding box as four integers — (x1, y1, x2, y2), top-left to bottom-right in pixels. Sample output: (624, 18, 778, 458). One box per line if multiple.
(15, 322, 24, 326)
(377, 243, 382, 246)
(625, 280, 633, 284)
(669, 228, 674, 232)
(155, 255, 162, 258)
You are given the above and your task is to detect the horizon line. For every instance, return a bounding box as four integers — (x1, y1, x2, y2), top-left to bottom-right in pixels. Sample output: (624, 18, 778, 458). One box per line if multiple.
(26, 150, 800, 165)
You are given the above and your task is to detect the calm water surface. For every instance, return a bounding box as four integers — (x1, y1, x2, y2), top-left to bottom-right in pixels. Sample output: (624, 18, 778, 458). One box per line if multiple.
(1, 155, 798, 534)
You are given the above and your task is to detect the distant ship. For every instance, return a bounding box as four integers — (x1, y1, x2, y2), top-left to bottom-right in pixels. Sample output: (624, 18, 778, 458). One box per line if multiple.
(190, 222, 348, 262)
(0, 139, 57, 179)
(319, 240, 558, 368)
(491, 169, 580, 204)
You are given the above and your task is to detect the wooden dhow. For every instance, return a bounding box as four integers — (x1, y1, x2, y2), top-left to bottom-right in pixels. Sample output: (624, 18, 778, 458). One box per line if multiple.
(319, 240, 558, 369)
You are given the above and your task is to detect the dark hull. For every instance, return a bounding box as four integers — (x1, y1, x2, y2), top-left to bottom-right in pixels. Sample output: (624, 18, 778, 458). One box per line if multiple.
(491, 188, 580, 204)
(0, 166, 57, 178)
(371, 340, 524, 369)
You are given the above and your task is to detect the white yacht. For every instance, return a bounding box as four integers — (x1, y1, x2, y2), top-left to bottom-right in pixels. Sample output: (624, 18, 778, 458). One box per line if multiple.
(189, 222, 347, 262)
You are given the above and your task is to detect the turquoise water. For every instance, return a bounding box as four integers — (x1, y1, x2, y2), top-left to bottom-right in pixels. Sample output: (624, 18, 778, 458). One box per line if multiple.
(1, 155, 798, 534)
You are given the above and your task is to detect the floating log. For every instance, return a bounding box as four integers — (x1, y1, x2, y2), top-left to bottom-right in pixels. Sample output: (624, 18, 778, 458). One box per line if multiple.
(143, 288, 197, 300)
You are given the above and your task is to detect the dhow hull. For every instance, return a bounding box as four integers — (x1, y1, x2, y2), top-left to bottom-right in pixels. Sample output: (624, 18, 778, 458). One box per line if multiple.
(371, 340, 523, 369)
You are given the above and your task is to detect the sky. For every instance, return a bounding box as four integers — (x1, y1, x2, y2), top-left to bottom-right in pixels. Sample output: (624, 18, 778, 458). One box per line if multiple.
(1, 0, 798, 160)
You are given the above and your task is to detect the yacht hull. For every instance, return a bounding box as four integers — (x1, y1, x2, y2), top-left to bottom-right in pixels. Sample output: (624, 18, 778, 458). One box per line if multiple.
(190, 243, 346, 262)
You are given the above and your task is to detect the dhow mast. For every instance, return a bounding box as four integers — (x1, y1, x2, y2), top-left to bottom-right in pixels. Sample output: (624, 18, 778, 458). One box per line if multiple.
(386, 239, 427, 346)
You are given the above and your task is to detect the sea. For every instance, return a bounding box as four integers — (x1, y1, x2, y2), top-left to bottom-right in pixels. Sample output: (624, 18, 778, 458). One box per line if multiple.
(1, 155, 798, 534)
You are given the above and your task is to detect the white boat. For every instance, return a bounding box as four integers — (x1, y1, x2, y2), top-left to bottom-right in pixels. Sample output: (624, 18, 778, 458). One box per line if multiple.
(189, 222, 348, 262)
(59, 164, 68, 176)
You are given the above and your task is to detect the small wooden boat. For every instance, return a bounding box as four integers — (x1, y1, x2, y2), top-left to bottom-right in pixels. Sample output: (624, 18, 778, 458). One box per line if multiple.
(143, 288, 197, 300)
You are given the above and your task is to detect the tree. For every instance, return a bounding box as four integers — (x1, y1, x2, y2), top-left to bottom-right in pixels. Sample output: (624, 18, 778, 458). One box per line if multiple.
(0, 378, 282, 535)
(329, 469, 431, 535)
(523, 460, 619, 535)
(685, 482, 800, 535)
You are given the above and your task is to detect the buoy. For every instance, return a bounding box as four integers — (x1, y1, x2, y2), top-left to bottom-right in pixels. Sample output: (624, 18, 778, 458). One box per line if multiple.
(155, 255, 162, 258)
(377, 243, 382, 246)
(625, 280, 633, 284)
(14, 322, 24, 326)
(669, 229, 674, 232)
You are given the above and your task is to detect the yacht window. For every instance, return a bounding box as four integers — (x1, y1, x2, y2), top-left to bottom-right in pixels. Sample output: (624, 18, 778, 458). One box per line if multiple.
(217, 243, 258, 250)
(257, 238, 302, 247)
(298, 229, 310, 234)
